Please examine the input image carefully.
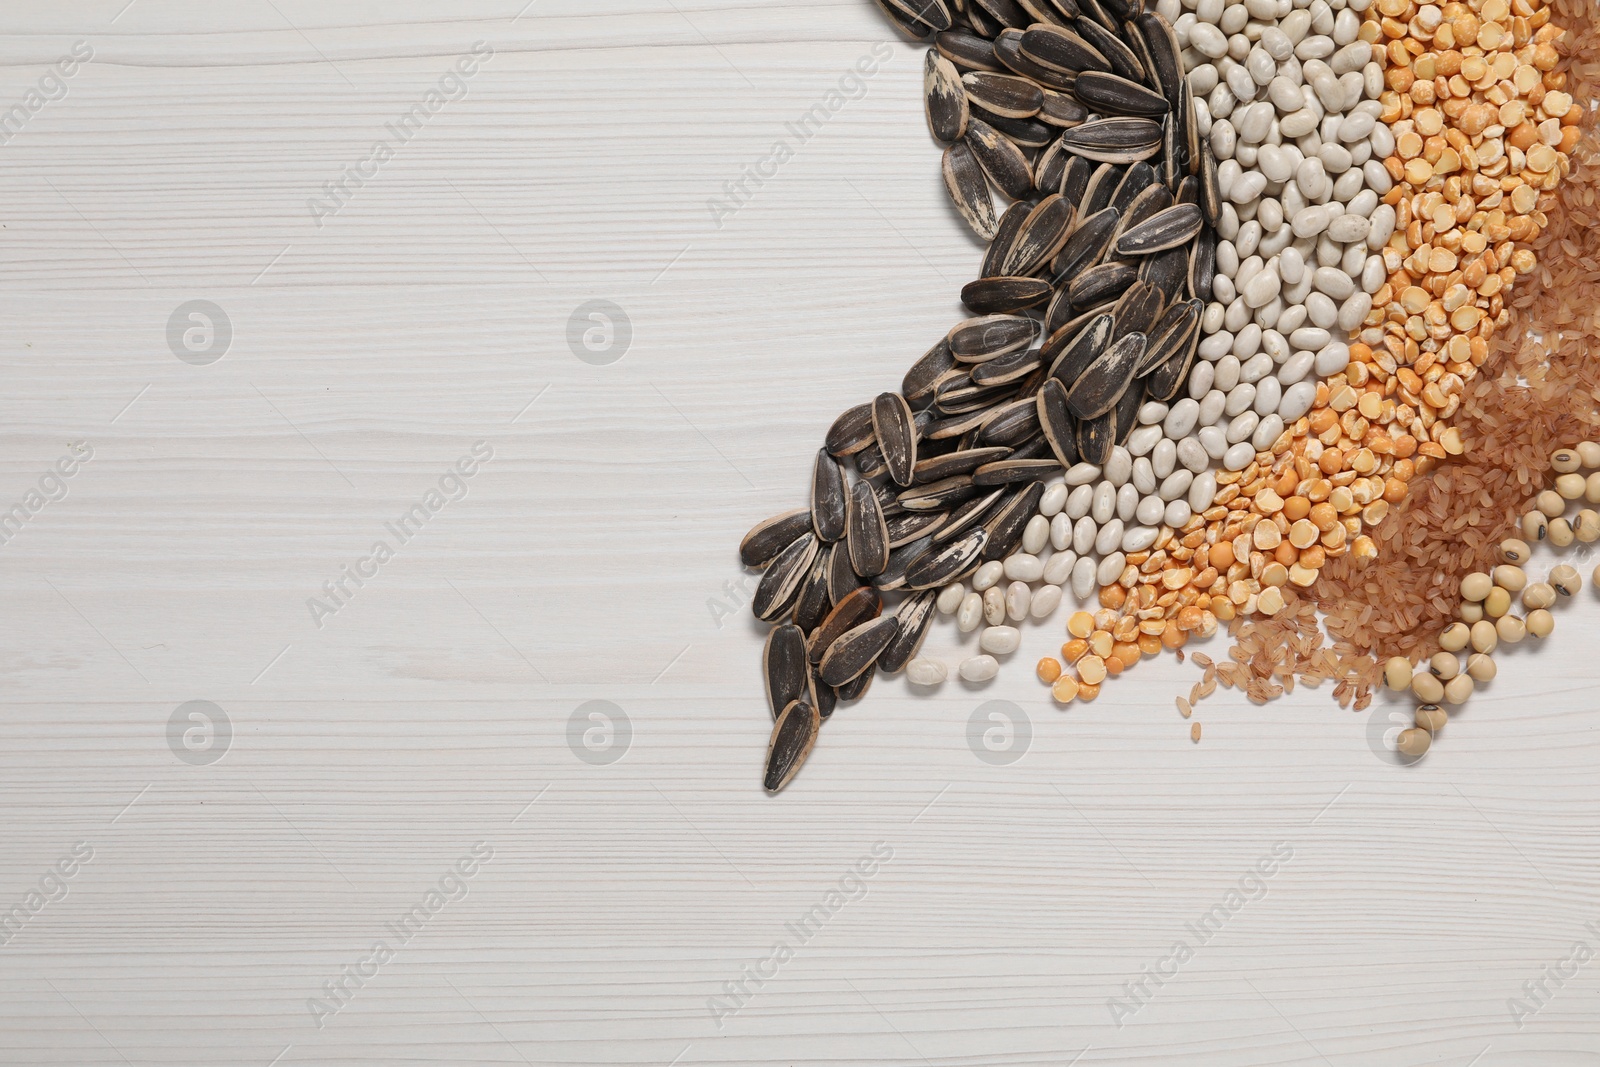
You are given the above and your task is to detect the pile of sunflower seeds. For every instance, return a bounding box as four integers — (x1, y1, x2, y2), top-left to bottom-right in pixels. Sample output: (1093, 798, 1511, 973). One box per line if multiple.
(746, 0, 1224, 792)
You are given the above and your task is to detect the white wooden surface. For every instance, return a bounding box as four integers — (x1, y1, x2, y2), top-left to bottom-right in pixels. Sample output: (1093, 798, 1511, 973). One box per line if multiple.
(0, 2, 1596, 1064)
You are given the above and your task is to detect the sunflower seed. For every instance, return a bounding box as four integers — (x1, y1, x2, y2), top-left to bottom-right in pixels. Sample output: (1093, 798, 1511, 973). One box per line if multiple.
(1068, 260, 1138, 309)
(934, 487, 1006, 541)
(877, 590, 938, 674)
(1016, 0, 1071, 23)
(875, 530, 938, 591)
(884, 0, 954, 33)
(1001, 194, 1074, 276)
(1142, 300, 1202, 401)
(1076, 0, 1119, 30)
(1178, 80, 1199, 175)
(964, 119, 1034, 200)
(1071, 17, 1146, 82)
(1198, 141, 1221, 226)
(835, 667, 875, 702)
(981, 481, 1048, 558)
(912, 447, 1008, 483)
(1189, 226, 1216, 302)
(1019, 26, 1110, 74)
(1067, 331, 1147, 418)
(1080, 162, 1125, 216)
(1111, 372, 1146, 444)
(924, 50, 969, 142)
(827, 541, 864, 603)
(926, 405, 999, 439)
(752, 532, 819, 621)
(811, 449, 847, 542)
(1113, 178, 1174, 238)
(1111, 280, 1167, 339)
(972, 457, 1061, 486)
(741, 508, 814, 568)
(1115, 202, 1203, 254)
(825, 402, 875, 457)
(1075, 409, 1116, 465)
(937, 30, 1002, 72)
(981, 202, 1031, 278)
(763, 698, 820, 792)
(1139, 245, 1191, 300)
(1163, 112, 1182, 191)
(792, 550, 833, 633)
(1109, 161, 1158, 216)
(993, 28, 1077, 89)
(809, 585, 883, 663)
(1033, 139, 1068, 197)
(1045, 310, 1114, 382)
(904, 525, 988, 588)
(1010, 428, 1054, 459)
(1044, 301, 1100, 351)
(811, 669, 837, 719)
(872, 392, 918, 487)
(969, 346, 1042, 386)
(885, 510, 948, 547)
(1123, 8, 1159, 75)
(1134, 12, 1184, 110)
(1044, 286, 1079, 335)
(960, 276, 1053, 314)
(1049, 206, 1119, 286)
(968, 104, 1054, 148)
(855, 442, 889, 481)
(948, 315, 1036, 362)
(819, 615, 901, 686)
(1136, 297, 1200, 373)
(942, 142, 1000, 240)
(847, 482, 889, 577)
(1039, 89, 1089, 128)
(898, 474, 978, 512)
(961, 71, 1044, 119)
(977, 396, 1041, 446)
(872, 479, 905, 518)
(1058, 117, 1162, 163)
(1037, 377, 1079, 466)
(973, 0, 1031, 27)
(872, 0, 937, 39)
(1059, 153, 1093, 206)
(764, 623, 813, 719)
(935, 375, 1014, 415)
(903, 338, 957, 408)
(965, 3, 1001, 35)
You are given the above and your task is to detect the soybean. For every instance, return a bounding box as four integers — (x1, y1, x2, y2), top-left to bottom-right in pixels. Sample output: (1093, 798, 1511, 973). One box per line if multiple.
(1551, 565, 1581, 598)
(1495, 614, 1526, 645)
(1384, 656, 1412, 691)
(1498, 538, 1531, 564)
(1460, 572, 1493, 602)
(1442, 674, 1475, 705)
(1415, 705, 1448, 733)
(1396, 727, 1432, 757)
(1491, 566, 1527, 594)
(1411, 671, 1445, 704)
(1470, 620, 1498, 655)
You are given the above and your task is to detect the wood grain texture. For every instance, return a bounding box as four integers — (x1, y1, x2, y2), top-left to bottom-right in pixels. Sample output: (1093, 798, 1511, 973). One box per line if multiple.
(0, 2, 1596, 1064)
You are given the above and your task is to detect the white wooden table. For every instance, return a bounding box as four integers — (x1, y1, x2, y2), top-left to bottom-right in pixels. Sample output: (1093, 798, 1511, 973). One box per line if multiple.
(0, 3, 1596, 1063)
